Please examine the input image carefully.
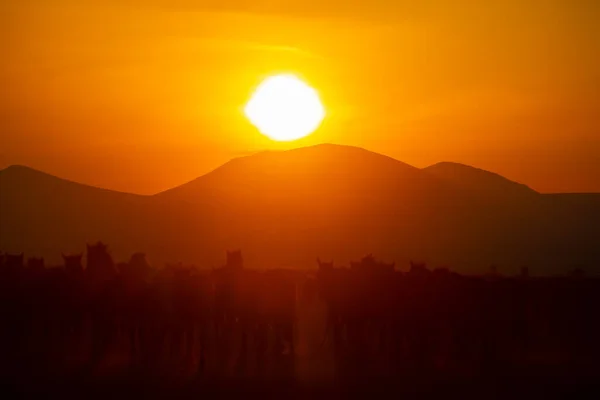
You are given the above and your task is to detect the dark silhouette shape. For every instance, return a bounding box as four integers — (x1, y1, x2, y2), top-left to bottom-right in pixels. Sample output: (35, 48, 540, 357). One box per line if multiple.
(409, 261, 430, 276)
(120, 252, 152, 279)
(570, 267, 586, 278)
(350, 254, 395, 273)
(4, 253, 24, 270)
(0, 243, 599, 397)
(316, 257, 334, 270)
(27, 257, 45, 270)
(225, 250, 244, 271)
(86, 241, 117, 283)
(489, 264, 499, 276)
(63, 253, 83, 273)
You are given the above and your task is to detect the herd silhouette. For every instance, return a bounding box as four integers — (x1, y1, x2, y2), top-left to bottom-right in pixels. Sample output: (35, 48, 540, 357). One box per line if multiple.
(0, 243, 599, 387)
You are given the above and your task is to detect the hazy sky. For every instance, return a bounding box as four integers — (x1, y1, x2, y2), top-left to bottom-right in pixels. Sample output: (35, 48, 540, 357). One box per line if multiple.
(1, 0, 599, 193)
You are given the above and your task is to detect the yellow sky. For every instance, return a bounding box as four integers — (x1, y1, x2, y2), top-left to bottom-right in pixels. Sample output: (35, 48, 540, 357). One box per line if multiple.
(1, 0, 599, 193)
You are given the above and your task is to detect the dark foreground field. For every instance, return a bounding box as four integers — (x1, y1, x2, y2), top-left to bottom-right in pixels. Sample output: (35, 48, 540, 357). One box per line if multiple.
(4, 374, 600, 399)
(1, 247, 600, 399)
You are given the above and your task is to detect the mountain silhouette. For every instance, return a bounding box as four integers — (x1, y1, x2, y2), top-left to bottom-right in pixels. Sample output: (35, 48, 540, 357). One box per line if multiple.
(1, 145, 599, 273)
(157, 144, 465, 215)
(424, 162, 538, 201)
(0, 165, 147, 260)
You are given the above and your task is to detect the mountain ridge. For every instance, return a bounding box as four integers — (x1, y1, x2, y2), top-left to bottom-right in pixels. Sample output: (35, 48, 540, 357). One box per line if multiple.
(0, 146, 552, 198)
(0, 164, 145, 198)
(2, 144, 599, 273)
(423, 161, 538, 199)
(155, 143, 426, 199)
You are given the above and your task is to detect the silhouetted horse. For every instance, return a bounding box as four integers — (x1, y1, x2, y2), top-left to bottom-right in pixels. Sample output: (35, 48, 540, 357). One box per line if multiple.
(225, 250, 244, 271)
(4, 253, 24, 271)
(113, 253, 154, 366)
(317, 258, 334, 271)
(86, 242, 117, 284)
(27, 257, 45, 270)
(63, 253, 83, 274)
(409, 261, 430, 277)
(84, 242, 119, 370)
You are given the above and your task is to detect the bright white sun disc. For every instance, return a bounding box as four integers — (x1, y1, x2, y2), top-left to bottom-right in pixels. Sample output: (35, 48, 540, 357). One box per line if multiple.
(245, 74, 325, 141)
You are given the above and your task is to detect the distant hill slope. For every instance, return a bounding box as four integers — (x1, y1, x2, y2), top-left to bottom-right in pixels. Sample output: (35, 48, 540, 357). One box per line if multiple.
(423, 162, 538, 200)
(2, 145, 599, 274)
(0, 165, 147, 262)
(156, 144, 463, 213)
(0, 165, 144, 207)
(159, 144, 433, 196)
(0, 165, 215, 265)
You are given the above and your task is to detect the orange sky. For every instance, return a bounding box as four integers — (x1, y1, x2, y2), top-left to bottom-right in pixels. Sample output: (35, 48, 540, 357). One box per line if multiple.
(1, 0, 599, 194)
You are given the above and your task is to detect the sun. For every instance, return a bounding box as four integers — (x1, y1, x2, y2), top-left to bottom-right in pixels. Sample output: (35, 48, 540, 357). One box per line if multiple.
(244, 74, 325, 141)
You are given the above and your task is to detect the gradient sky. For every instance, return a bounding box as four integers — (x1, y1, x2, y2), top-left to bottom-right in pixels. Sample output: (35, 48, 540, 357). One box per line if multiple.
(1, 0, 599, 194)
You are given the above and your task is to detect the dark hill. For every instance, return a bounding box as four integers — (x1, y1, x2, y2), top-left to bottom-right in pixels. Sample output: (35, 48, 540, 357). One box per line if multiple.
(156, 144, 466, 217)
(159, 144, 445, 200)
(0, 165, 214, 265)
(2, 145, 599, 273)
(423, 162, 538, 200)
(1, 165, 147, 263)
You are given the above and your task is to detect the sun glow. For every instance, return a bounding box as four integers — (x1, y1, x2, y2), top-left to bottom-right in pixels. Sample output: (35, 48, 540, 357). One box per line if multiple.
(244, 74, 325, 141)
